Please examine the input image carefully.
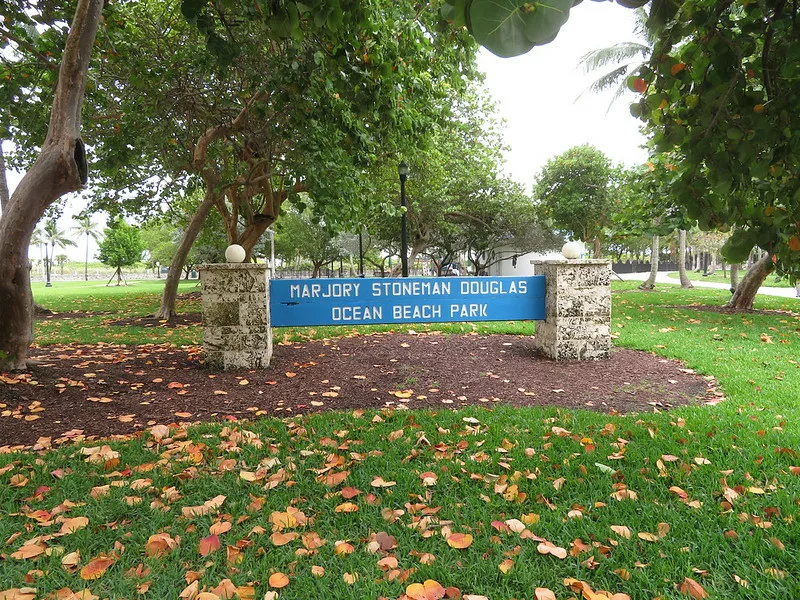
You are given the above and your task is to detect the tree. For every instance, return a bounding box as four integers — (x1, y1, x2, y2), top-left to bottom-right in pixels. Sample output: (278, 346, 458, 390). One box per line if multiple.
(0, 0, 103, 369)
(70, 215, 102, 281)
(97, 218, 145, 286)
(42, 219, 77, 285)
(534, 145, 615, 256)
(631, 0, 800, 309)
(79, 0, 476, 319)
(274, 202, 342, 278)
(677, 229, 693, 288)
(55, 254, 68, 275)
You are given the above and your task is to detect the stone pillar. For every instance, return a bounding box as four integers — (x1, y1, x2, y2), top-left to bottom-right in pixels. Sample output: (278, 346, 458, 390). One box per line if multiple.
(532, 259, 611, 360)
(198, 264, 272, 370)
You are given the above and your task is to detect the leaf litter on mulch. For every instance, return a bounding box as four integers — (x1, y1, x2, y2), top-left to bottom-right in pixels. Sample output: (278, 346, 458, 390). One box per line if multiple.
(0, 330, 722, 450)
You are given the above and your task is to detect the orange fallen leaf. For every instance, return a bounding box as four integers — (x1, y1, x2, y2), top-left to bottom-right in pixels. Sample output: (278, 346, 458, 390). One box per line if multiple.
(271, 531, 299, 546)
(446, 533, 473, 549)
(323, 470, 350, 486)
(534, 588, 557, 600)
(537, 541, 567, 559)
(198, 534, 221, 556)
(498, 558, 514, 574)
(209, 521, 232, 536)
(335, 502, 359, 513)
(80, 554, 116, 580)
(0, 589, 37, 600)
(59, 516, 89, 534)
(268, 572, 290, 589)
(406, 579, 446, 600)
(679, 576, 709, 599)
(10, 544, 45, 560)
(145, 533, 179, 557)
(182, 495, 226, 517)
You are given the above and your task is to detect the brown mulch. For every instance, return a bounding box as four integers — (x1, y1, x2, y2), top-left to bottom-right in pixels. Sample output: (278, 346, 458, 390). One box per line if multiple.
(0, 329, 720, 450)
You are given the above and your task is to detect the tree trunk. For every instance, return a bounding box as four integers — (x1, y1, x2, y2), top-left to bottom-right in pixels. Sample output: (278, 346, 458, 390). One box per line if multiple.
(639, 234, 659, 290)
(678, 229, 693, 288)
(154, 189, 217, 320)
(238, 217, 275, 259)
(726, 254, 773, 310)
(0, 143, 9, 213)
(0, 0, 103, 370)
(729, 263, 740, 293)
(593, 236, 601, 258)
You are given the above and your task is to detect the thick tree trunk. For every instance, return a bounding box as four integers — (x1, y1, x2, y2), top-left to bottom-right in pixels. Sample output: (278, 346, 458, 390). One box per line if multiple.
(154, 189, 217, 320)
(639, 234, 659, 290)
(0, 0, 102, 371)
(0, 143, 9, 213)
(726, 254, 773, 310)
(678, 229, 693, 288)
(729, 263, 740, 293)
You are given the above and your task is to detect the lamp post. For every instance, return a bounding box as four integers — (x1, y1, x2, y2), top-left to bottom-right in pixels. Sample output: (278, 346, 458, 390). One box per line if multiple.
(398, 161, 408, 277)
(358, 228, 365, 277)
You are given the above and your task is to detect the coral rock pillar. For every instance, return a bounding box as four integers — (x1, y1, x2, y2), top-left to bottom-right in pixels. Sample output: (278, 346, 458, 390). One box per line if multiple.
(532, 259, 611, 360)
(198, 264, 272, 370)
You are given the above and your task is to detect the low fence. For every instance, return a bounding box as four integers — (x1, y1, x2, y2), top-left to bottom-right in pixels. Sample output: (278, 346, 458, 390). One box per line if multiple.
(612, 260, 679, 274)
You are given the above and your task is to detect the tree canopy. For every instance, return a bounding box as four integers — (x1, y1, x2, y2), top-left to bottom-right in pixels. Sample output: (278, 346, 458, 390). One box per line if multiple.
(533, 145, 616, 256)
(631, 0, 800, 284)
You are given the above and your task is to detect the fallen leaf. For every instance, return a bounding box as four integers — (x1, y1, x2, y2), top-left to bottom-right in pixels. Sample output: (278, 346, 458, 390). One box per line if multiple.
(11, 545, 45, 560)
(537, 541, 567, 559)
(498, 558, 514, 574)
(198, 534, 221, 556)
(406, 579, 446, 600)
(59, 516, 89, 534)
(446, 533, 473, 549)
(343, 572, 359, 584)
(534, 589, 557, 600)
(80, 554, 116, 580)
(679, 576, 709, 599)
(268, 572, 290, 589)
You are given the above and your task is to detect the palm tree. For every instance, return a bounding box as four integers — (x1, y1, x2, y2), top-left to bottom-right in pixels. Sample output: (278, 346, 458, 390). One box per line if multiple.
(576, 8, 652, 109)
(42, 220, 77, 286)
(30, 226, 46, 279)
(71, 215, 102, 281)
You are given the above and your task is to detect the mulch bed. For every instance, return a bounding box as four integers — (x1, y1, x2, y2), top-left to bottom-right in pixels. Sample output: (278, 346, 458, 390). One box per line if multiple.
(0, 328, 721, 450)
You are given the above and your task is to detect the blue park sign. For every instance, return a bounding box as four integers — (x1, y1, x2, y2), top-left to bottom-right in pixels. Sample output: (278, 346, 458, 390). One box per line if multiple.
(270, 276, 546, 327)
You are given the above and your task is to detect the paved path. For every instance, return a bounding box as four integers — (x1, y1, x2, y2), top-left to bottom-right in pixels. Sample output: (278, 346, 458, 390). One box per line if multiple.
(616, 271, 800, 300)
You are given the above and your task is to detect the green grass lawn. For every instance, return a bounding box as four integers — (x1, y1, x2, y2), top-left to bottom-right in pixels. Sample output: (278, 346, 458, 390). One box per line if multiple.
(2, 280, 798, 599)
(665, 270, 795, 288)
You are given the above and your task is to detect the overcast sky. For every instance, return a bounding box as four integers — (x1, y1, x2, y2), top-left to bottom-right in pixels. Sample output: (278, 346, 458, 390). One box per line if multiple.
(477, 1, 649, 188)
(7, 3, 649, 260)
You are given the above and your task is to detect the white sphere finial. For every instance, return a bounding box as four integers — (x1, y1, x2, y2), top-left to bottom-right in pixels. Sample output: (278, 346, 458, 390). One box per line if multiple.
(562, 241, 583, 259)
(225, 244, 247, 263)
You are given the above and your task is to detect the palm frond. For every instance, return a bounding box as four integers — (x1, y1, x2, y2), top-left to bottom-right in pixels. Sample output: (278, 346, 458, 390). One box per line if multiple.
(578, 43, 650, 73)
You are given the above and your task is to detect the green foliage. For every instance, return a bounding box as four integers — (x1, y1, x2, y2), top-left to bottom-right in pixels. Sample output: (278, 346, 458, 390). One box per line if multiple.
(274, 201, 342, 275)
(97, 217, 145, 269)
(534, 145, 615, 255)
(633, 0, 800, 281)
